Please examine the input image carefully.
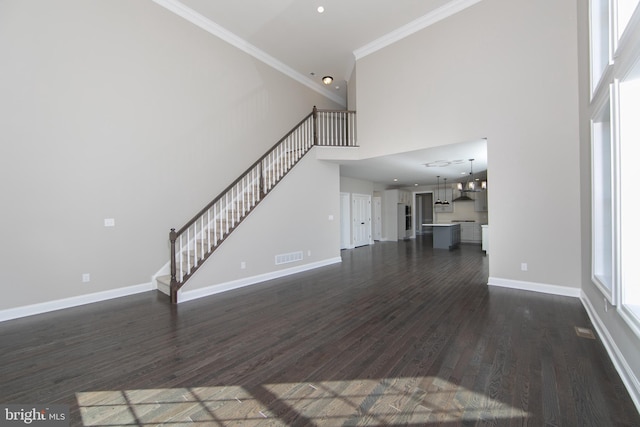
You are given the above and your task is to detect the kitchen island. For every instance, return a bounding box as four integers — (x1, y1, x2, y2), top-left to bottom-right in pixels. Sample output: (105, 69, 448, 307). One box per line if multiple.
(422, 223, 461, 249)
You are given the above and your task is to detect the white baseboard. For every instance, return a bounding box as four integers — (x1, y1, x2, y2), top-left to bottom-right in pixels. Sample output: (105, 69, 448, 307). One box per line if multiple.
(179, 257, 342, 303)
(0, 282, 153, 323)
(580, 292, 640, 413)
(487, 276, 582, 298)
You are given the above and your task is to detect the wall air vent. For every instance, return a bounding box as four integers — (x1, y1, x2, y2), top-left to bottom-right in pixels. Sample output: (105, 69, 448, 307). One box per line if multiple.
(275, 251, 303, 265)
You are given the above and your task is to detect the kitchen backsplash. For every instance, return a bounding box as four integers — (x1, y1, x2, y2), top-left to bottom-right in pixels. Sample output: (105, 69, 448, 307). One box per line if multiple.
(435, 200, 488, 224)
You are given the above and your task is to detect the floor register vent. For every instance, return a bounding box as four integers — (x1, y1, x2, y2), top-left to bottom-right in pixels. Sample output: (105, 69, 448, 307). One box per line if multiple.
(275, 251, 303, 265)
(575, 326, 596, 339)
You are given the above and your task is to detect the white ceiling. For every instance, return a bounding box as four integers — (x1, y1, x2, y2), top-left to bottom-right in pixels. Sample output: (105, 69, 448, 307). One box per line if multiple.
(177, 0, 457, 102)
(338, 139, 488, 188)
(155, 0, 486, 187)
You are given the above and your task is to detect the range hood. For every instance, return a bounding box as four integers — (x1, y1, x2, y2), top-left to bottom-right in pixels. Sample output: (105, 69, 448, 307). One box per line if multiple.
(452, 192, 474, 202)
(452, 158, 486, 202)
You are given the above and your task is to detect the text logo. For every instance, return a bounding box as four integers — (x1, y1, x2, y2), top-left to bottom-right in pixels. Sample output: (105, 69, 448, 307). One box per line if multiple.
(1, 405, 68, 426)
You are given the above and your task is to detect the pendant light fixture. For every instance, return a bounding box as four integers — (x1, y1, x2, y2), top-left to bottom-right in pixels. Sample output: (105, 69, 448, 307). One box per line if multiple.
(457, 158, 481, 192)
(442, 178, 450, 205)
(434, 175, 442, 205)
(467, 158, 476, 191)
(449, 158, 488, 201)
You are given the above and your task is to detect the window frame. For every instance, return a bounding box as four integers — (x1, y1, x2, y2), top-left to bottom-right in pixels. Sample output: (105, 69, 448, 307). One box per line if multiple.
(590, 87, 617, 305)
(589, 0, 640, 337)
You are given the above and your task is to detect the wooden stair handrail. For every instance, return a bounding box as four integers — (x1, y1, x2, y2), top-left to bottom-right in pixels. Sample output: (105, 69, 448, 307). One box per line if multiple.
(168, 106, 356, 303)
(174, 111, 313, 236)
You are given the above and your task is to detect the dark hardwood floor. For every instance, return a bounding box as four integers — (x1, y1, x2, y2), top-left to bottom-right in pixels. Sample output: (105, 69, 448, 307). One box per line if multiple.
(1, 237, 638, 426)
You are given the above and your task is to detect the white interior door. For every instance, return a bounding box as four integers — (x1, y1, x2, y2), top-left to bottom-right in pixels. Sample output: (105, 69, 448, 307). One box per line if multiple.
(373, 196, 382, 241)
(352, 194, 371, 247)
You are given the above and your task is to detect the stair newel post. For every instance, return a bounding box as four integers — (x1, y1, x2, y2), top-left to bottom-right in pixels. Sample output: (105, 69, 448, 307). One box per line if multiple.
(169, 228, 178, 304)
(312, 105, 318, 146)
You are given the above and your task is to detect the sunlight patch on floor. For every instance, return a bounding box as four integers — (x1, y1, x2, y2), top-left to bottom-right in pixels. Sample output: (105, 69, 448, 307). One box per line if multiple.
(76, 377, 530, 426)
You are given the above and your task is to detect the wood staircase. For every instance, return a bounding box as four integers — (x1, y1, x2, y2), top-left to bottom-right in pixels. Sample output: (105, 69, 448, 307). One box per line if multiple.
(157, 107, 356, 303)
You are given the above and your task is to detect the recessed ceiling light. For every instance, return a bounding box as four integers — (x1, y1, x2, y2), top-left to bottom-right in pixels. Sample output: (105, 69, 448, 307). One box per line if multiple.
(317, 6, 325, 13)
(322, 76, 333, 85)
(393, 178, 398, 182)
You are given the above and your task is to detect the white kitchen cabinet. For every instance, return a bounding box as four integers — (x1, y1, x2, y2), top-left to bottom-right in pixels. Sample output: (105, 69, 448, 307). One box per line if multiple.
(474, 190, 488, 212)
(459, 223, 481, 243)
(434, 187, 454, 212)
(383, 189, 412, 241)
(434, 203, 453, 213)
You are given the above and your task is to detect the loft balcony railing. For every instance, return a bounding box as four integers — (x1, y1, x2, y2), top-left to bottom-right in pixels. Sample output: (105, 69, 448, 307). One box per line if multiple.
(167, 107, 356, 303)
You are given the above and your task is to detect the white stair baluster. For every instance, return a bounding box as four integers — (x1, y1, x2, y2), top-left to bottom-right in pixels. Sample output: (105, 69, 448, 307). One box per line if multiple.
(186, 227, 191, 274)
(200, 216, 204, 260)
(178, 234, 183, 281)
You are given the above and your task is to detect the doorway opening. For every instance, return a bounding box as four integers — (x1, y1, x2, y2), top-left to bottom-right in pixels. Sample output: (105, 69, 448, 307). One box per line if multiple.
(414, 192, 434, 236)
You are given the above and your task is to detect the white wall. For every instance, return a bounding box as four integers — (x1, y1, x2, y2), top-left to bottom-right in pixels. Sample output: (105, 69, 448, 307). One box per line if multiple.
(183, 153, 341, 295)
(0, 0, 341, 310)
(356, 0, 581, 289)
(347, 64, 357, 111)
(340, 176, 374, 196)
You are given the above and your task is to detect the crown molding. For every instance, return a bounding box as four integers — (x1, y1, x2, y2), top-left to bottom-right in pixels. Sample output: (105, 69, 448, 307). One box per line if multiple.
(151, 0, 346, 106)
(353, 0, 483, 60)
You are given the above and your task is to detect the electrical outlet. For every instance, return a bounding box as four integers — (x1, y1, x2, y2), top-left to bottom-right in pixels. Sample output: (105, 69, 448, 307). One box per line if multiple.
(307, 250, 311, 257)
(240, 261, 246, 269)
(104, 218, 115, 227)
(82, 273, 91, 283)
(520, 262, 528, 272)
